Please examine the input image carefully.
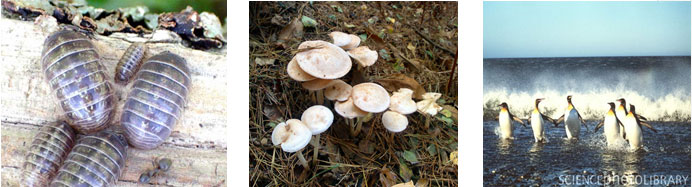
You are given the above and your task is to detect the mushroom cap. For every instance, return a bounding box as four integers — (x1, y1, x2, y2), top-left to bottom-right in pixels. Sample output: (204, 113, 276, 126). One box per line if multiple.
(295, 40, 352, 79)
(389, 88, 416, 115)
(347, 46, 378, 67)
(417, 92, 443, 116)
(334, 97, 369, 119)
(324, 79, 352, 101)
(287, 57, 317, 82)
(301, 78, 333, 91)
(301, 105, 334, 135)
(329, 31, 352, 47)
(382, 111, 408, 132)
(351, 83, 390, 113)
(271, 119, 312, 152)
(341, 34, 361, 50)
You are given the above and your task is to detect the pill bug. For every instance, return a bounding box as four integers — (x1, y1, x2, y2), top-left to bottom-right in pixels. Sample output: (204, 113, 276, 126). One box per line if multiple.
(21, 121, 76, 187)
(50, 131, 128, 187)
(41, 30, 115, 134)
(121, 51, 191, 149)
(114, 42, 147, 84)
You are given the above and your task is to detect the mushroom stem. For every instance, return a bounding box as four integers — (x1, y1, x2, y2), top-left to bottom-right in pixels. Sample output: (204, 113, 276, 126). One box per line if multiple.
(354, 117, 363, 136)
(296, 150, 309, 168)
(312, 134, 320, 165)
(316, 90, 324, 105)
(424, 114, 431, 129)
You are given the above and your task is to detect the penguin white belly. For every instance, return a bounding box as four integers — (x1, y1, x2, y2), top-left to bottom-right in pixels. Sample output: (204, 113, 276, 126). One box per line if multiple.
(530, 112, 545, 142)
(623, 116, 643, 150)
(564, 109, 580, 139)
(603, 115, 620, 146)
(498, 112, 513, 139)
(616, 109, 627, 140)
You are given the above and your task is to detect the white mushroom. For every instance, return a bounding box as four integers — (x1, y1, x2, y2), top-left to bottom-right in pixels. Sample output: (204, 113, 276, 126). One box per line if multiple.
(341, 34, 361, 50)
(351, 83, 390, 113)
(301, 78, 333, 105)
(334, 97, 369, 136)
(347, 46, 378, 67)
(300, 105, 334, 165)
(324, 79, 352, 102)
(328, 31, 352, 47)
(294, 40, 352, 79)
(416, 92, 443, 129)
(287, 57, 316, 82)
(382, 111, 408, 133)
(389, 88, 416, 115)
(271, 119, 312, 167)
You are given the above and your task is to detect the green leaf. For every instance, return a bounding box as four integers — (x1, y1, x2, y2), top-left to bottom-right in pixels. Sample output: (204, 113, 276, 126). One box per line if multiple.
(437, 116, 454, 125)
(344, 23, 356, 28)
(425, 50, 434, 58)
(441, 109, 453, 118)
(399, 161, 413, 181)
(331, 5, 343, 13)
(301, 16, 317, 27)
(379, 49, 391, 61)
(359, 34, 367, 41)
(402, 150, 418, 163)
(409, 137, 419, 147)
(427, 144, 437, 156)
(328, 15, 336, 20)
(368, 17, 376, 24)
(267, 122, 277, 128)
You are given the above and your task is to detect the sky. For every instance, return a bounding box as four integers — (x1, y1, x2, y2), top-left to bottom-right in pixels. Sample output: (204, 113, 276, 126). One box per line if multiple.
(484, 2, 691, 58)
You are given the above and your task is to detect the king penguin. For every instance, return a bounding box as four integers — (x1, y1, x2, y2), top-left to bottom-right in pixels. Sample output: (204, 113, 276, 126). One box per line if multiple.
(623, 104, 657, 150)
(616, 98, 649, 140)
(555, 95, 588, 139)
(528, 98, 556, 143)
(497, 102, 526, 139)
(594, 102, 626, 146)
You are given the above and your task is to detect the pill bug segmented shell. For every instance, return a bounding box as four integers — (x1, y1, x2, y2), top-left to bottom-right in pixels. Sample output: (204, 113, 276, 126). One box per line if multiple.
(114, 42, 147, 84)
(121, 51, 192, 149)
(41, 30, 115, 134)
(22, 121, 77, 187)
(50, 131, 128, 187)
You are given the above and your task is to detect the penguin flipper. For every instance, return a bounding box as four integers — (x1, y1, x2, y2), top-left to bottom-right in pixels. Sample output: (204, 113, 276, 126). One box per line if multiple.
(637, 114, 648, 121)
(576, 111, 588, 128)
(555, 115, 565, 127)
(512, 116, 526, 127)
(640, 121, 658, 133)
(594, 121, 604, 132)
(541, 113, 556, 124)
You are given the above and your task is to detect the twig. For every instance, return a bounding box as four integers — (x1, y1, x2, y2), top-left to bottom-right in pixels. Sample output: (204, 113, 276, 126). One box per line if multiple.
(445, 52, 457, 95)
(411, 27, 456, 56)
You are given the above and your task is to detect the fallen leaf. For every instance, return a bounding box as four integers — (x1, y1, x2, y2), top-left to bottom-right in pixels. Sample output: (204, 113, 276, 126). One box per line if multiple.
(262, 104, 283, 120)
(386, 17, 396, 24)
(399, 161, 413, 181)
(344, 23, 356, 28)
(379, 167, 398, 187)
(450, 150, 458, 165)
(407, 43, 416, 52)
(415, 178, 429, 187)
(331, 5, 343, 12)
(359, 34, 367, 42)
(276, 18, 303, 47)
(442, 105, 458, 122)
(301, 16, 317, 27)
(254, 58, 275, 66)
(375, 74, 426, 99)
(358, 140, 374, 154)
(426, 144, 436, 156)
(402, 150, 418, 164)
(393, 181, 414, 187)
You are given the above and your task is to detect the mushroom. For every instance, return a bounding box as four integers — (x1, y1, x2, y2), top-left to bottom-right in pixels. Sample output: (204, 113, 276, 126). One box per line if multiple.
(328, 31, 352, 47)
(350, 82, 390, 136)
(301, 79, 333, 105)
(271, 119, 312, 168)
(347, 46, 378, 68)
(300, 105, 334, 165)
(389, 88, 417, 115)
(416, 92, 443, 129)
(287, 57, 316, 82)
(334, 96, 368, 136)
(382, 111, 408, 132)
(324, 79, 352, 102)
(341, 34, 361, 50)
(294, 40, 352, 79)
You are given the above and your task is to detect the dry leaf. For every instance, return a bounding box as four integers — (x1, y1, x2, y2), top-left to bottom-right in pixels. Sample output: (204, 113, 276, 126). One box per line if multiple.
(262, 105, 283, 121)
(376, 74, 426, 99)
(275, 18, 303, 48)
(393, 181, 415, 187)
(254, 57, 275, 66)
(379, 167, 398, 187)
(450, 150, 458, 165)
(415, 179, 429, 187)
(407, 43, 416, 52)
(442, 105, 458, 122)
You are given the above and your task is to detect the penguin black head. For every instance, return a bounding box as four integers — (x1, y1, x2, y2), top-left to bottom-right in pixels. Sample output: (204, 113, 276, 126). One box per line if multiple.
(617, 98, 626, 106)
(629, 104, 636, 114)
(535, 98, 544, 108)
(566, 95, 572, 103)
(607, 102, 615, 109)
(498, 102, 508, 109)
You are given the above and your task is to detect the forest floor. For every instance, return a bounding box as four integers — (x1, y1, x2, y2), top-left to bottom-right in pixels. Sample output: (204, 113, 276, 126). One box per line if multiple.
(249, 2, 458, 186)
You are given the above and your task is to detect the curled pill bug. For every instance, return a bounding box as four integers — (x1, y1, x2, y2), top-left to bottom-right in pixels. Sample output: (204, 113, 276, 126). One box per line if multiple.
(114, 42, 147, 85)
(41, 30, 115, 134)
(22, 121, 76, 187)
(50, 131, 128, 187)
(121, 51, 192, 149)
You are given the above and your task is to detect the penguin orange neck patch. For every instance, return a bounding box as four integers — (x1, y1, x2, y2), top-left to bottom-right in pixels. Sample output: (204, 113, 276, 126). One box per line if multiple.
(567, 104, 574, 110)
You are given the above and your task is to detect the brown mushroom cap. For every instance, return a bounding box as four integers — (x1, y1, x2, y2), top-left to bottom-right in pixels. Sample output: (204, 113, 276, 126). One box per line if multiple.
(341, 34, 361, 50)
(351, 83, 390, 113)
(295, 40, 352, 79)
(334, 97, 368, 119)
(389, 88, 417, 115)
(329, 31, 352, 47)
(287, 57, 317, 81)
(324, 79, 352, 102)
(301, 78, 333, 91)
(347, 46, 378, 67)
(382, 111, 408, 132)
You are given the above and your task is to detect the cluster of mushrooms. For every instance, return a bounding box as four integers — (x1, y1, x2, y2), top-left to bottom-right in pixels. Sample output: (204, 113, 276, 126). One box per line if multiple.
(273, 31, 444, 168)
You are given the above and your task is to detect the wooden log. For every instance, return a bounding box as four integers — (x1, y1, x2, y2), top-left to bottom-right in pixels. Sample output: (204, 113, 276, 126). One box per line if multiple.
(0, 18, 227, 186)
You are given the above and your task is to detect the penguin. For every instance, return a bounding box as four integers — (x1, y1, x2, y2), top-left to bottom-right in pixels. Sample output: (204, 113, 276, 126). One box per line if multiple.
(555, 95, 588, 139)
(594, 102, 626, 146)
(497, 102, 526, 139)
(623, 104, 657, 150)
(616, 98, 648, 140)
(527, 98, 556, 143)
